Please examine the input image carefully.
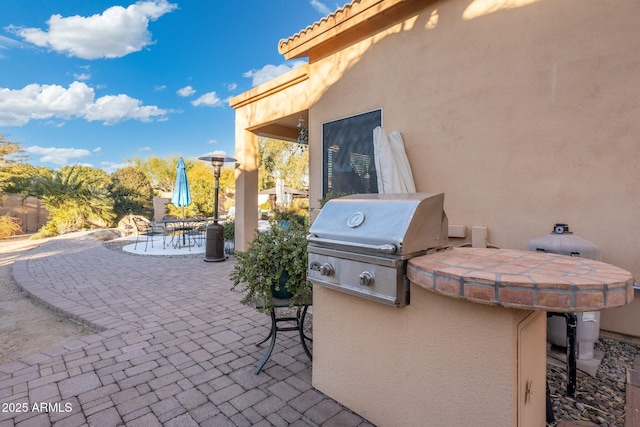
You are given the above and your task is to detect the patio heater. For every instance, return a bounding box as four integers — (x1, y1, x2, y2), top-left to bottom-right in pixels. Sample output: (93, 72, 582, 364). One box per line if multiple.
(198, 152, 237, 262)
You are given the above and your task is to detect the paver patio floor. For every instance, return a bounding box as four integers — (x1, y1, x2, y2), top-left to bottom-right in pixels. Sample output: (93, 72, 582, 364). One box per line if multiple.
(0, 232, 372, 426)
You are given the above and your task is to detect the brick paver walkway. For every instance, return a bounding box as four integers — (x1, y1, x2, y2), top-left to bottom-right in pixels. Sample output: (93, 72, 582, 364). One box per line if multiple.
(0, 233, 372, 426)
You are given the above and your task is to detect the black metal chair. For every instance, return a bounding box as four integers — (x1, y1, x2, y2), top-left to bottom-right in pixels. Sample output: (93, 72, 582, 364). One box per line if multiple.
(132, 217, 165, 251)
(161, 216, 180, 248)
(185, 218, 207, 249)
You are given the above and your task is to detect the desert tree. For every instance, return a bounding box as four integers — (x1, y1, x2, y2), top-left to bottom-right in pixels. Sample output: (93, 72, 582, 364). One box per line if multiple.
(110, 166, 154, 221)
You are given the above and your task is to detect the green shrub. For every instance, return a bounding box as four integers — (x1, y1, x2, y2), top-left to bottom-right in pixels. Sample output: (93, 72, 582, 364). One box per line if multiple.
(230, 219, 311, 313)
(223, 219, 235, 241)
(0, 215, 22, 238)
(110, 166, 154, 222)
(33, 222, 59, 239)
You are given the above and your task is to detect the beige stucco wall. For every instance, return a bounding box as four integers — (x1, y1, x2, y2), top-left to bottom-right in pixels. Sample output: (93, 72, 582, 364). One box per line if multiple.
(234, 2, 640, 277)
(309, 0, 639, 271)
(601, 293, 640, 337)
(313, 284, 547, 426)
(234, 0, 639, 353)
(232, 66, 312, 249)
(303, 0, 640, 333)
(0, 193, 48, 233)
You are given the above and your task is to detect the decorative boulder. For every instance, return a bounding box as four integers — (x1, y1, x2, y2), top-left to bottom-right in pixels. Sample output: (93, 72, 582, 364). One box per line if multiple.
(89, 229, 121, 241)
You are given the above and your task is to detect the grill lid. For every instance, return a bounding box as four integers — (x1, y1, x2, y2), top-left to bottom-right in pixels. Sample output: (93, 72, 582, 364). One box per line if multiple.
(309, 193, 448, 256)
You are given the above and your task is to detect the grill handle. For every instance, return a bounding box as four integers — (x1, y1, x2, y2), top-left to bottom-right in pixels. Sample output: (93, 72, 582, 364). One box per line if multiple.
(306, 235, 397, 255)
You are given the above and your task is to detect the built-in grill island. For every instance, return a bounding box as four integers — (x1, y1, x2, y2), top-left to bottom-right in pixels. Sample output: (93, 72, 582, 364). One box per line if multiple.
(307, 193, 448, 307)
(308, 193, 635, 427)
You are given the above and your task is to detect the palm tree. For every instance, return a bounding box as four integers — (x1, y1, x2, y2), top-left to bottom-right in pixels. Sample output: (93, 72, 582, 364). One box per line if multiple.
(29, 165, 116, 235)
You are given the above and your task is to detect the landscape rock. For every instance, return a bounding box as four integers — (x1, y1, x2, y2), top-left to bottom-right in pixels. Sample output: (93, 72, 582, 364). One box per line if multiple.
(548, 338, 639, 426)
(88, 229, 121, 241)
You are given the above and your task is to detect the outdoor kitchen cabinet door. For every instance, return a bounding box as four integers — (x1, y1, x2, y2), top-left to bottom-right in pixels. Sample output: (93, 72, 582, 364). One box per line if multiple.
(517, 311, 547, 427)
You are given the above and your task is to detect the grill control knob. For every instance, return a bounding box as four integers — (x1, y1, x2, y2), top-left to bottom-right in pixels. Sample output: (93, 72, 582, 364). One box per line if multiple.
(359, 271, 374, 287)
(319, 263, 334, 276)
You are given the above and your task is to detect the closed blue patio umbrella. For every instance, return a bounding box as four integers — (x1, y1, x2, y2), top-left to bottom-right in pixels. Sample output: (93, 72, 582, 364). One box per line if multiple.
(171, 157, 191, 218)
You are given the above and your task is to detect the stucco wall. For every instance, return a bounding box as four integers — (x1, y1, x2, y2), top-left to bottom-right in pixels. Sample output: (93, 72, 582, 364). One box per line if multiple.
(306, 0, 640, 331)
(233, 0, 639, 336)
(232, 66, 312, 249)
(0, 193, 48, 233)
(313, 284, 546, 426)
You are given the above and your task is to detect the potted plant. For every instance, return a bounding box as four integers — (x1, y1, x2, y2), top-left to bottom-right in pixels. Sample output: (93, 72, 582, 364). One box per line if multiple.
(223, 219, 235, 255)
(230, 218, 312, 313)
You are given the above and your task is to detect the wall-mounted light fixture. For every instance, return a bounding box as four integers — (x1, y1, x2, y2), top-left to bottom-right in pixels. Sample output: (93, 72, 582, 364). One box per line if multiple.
(297, 115, 308, 146)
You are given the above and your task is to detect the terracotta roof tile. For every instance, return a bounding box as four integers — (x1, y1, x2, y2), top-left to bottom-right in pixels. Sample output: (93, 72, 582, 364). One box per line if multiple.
(279, 0, 415, 59)
(278, 0, 363, 56)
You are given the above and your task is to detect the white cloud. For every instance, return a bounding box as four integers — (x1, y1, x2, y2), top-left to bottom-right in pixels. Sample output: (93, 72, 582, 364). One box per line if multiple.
(225, 83, 237, 91)
(0, 81, 168, 126)
(93, 147, 102, 153)
(101, 161, 129, 173)
(45, 120, 65, 128)
(139, 146, 151, 151)
(74, 72, 91, 81)
(177, 85, 195, 97)
(208, 139, 218, 145)
(191, 91, 222, 107)
(84, 94, 166, 124)
(0, 35, 24, 58)
(310, 0, 332, 15)
(25, 145, 91, 165)
(7, 0, 178, 59)
(243, 60, 307, 87)
(154, 85, 167, 91)
(0, 35, 23, 49)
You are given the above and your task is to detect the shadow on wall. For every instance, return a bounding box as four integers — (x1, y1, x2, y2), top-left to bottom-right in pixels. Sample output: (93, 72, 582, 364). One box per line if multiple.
(0, 193, 48, 233)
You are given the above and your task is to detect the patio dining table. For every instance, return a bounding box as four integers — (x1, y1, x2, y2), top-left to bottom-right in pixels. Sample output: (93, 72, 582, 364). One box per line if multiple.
(160, 217, 207, 249)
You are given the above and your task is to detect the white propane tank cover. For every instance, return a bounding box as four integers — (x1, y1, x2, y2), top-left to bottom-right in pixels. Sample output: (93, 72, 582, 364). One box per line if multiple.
(525, 223, 602, 261)
(527, 224, 602, 360)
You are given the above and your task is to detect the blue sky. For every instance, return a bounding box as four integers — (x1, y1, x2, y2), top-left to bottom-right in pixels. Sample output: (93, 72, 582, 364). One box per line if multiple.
(0, 1, 337, 172)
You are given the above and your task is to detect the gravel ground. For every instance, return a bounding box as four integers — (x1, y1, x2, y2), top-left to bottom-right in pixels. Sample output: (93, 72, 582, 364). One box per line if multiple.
(547, 337, 639, 426)
(0, 236, 92, 365)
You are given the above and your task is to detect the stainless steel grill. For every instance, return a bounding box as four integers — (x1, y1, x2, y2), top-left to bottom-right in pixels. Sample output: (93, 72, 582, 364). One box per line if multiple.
(307, 193, 448, 307)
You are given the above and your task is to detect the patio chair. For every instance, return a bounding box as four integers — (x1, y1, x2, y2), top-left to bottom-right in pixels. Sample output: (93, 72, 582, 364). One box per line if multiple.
(161, 216, 181, 248)
(185, 218, 208, 249)
(132, 217, 166, 251)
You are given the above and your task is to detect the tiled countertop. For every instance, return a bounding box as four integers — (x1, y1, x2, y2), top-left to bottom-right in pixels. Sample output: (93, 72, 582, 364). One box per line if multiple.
(407, 248, 635, 312)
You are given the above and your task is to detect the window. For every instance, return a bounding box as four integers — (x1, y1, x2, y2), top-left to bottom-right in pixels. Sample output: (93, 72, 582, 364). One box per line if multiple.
(322, 109, 382, 196)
